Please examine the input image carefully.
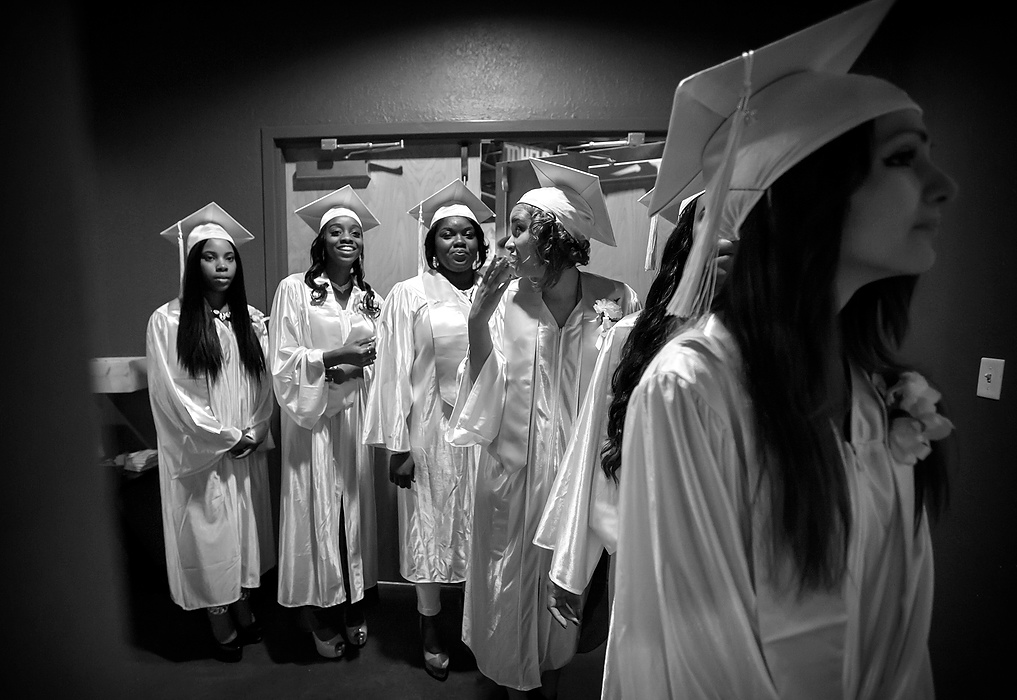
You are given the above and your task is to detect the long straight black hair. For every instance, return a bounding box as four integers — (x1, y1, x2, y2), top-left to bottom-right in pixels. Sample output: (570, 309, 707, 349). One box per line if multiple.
(176, 238, 266, 384)
(304, 229, 381, 318)
(716, 120, 949, 591)
(601, 194, 699, 482)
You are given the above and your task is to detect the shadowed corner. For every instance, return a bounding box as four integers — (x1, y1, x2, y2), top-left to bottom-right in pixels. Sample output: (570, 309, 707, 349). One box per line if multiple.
(3, 6, 139, 699)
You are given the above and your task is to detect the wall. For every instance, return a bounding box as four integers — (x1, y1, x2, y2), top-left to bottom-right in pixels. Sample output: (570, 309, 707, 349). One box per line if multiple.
(69, 0, 1015, 696)
(82, 5, 728, 358)
(880, 7, 1017, 696)
(5, 5, 136, 696)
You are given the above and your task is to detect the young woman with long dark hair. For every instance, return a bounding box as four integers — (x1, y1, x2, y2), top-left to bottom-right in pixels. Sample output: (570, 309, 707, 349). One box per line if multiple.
(363, 180, 493, 681)
(446, 159, 640, 698)
(146, 203, 275, 663)
(269, 186, 383, 660)
(532, 190, 706, 637)
(605, 1, 957, 697)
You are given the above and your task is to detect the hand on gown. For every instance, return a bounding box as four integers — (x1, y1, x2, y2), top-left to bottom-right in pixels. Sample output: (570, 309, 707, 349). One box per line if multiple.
(229, 433, 257, 459)
(325, 364, 364, 384)
(547, 578, 583, 629)
(328, 336, 377, 369)
(389, 451, 415, 489)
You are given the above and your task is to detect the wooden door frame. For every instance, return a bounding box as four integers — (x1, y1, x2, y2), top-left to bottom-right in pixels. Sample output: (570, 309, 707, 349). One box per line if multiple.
(260, 119, 667, 297)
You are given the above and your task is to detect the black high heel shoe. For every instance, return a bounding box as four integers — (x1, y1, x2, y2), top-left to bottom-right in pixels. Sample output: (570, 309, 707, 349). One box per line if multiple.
(207, 606, 243, 663)
(235, 617, 263, 645)
(211, 635, 243, 663)
(229, 591, 263, 645)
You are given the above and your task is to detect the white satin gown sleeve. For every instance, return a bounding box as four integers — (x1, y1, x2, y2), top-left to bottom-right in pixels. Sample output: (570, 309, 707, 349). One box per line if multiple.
(532, 314, 635, 595)
(446, 296, 506, 450)
(602, 336, 779, 700)
(145, 301, 276, 611)
(146, 304, 243, 477)
(362, 280, 415, 453)
(268, 277, 328, 430)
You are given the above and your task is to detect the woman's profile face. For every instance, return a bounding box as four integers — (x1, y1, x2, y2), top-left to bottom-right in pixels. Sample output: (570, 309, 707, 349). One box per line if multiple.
(693, 198, 708, 239)
(505, 204, 545, 280)
(840, 109, 958, 286)
(199, 238, 236, 294)
(321, 215, 364, 270)
(433, 216, 480, 273)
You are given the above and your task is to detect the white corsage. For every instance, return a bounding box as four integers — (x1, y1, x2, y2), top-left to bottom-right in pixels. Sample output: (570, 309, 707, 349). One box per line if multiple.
(593, 298, 625, 350)
(873, 371, 955, 466)
(594, 298, 624, 332)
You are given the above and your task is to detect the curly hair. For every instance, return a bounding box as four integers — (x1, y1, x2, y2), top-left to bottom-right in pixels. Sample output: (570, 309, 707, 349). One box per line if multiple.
(601, 193, 699, 482)
(516, 203, 591, 289)
(303, 231, 381, 319)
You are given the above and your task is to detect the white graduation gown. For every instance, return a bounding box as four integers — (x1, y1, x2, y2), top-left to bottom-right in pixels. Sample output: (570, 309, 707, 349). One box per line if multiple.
(363, 270, 479, 584)
(532, 312, 639, 595)
(145, 299, 276, 611)
(448, 271, 640, 691)
(270, 273, 380, 608)
(603, 314, 935, 700)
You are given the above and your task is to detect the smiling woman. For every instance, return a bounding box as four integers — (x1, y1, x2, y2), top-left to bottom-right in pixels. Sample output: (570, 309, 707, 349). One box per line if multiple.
(269, 186, 384, 661)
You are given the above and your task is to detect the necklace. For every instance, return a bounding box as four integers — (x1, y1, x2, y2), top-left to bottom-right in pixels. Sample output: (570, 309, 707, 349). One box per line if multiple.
(211, 308, 231, 322)
(331, 278, 353, 295)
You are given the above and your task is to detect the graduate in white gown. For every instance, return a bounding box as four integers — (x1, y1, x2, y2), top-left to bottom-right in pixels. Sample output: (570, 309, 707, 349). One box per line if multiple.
(447, 159, 640, 697)
(269, 186, 383, 660)
(533, 190, 710, 640)
(363, 180, 493, 681)
(146, 202, 276, 663)
(604, 1, 958, 697)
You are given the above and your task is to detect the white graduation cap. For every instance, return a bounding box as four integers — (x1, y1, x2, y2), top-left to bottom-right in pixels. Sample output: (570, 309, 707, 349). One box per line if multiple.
(158, 202, 254, 296)
(648, 0, 915, 318)
(638, 181, 704, 271)
(517, 158, 617, 247)
(294, 185, 381, 235)
(407, 179, 495, 274)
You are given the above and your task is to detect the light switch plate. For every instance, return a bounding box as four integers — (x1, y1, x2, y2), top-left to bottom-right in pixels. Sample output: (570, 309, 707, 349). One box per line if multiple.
(976, 358, 1005, 400)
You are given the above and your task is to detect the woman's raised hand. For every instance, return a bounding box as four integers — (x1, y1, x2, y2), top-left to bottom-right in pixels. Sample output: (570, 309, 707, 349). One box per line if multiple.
(469, 254, 515, 324)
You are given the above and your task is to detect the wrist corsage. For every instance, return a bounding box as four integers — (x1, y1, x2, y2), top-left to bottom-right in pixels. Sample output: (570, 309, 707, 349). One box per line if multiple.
(873, 371, 955, 466)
